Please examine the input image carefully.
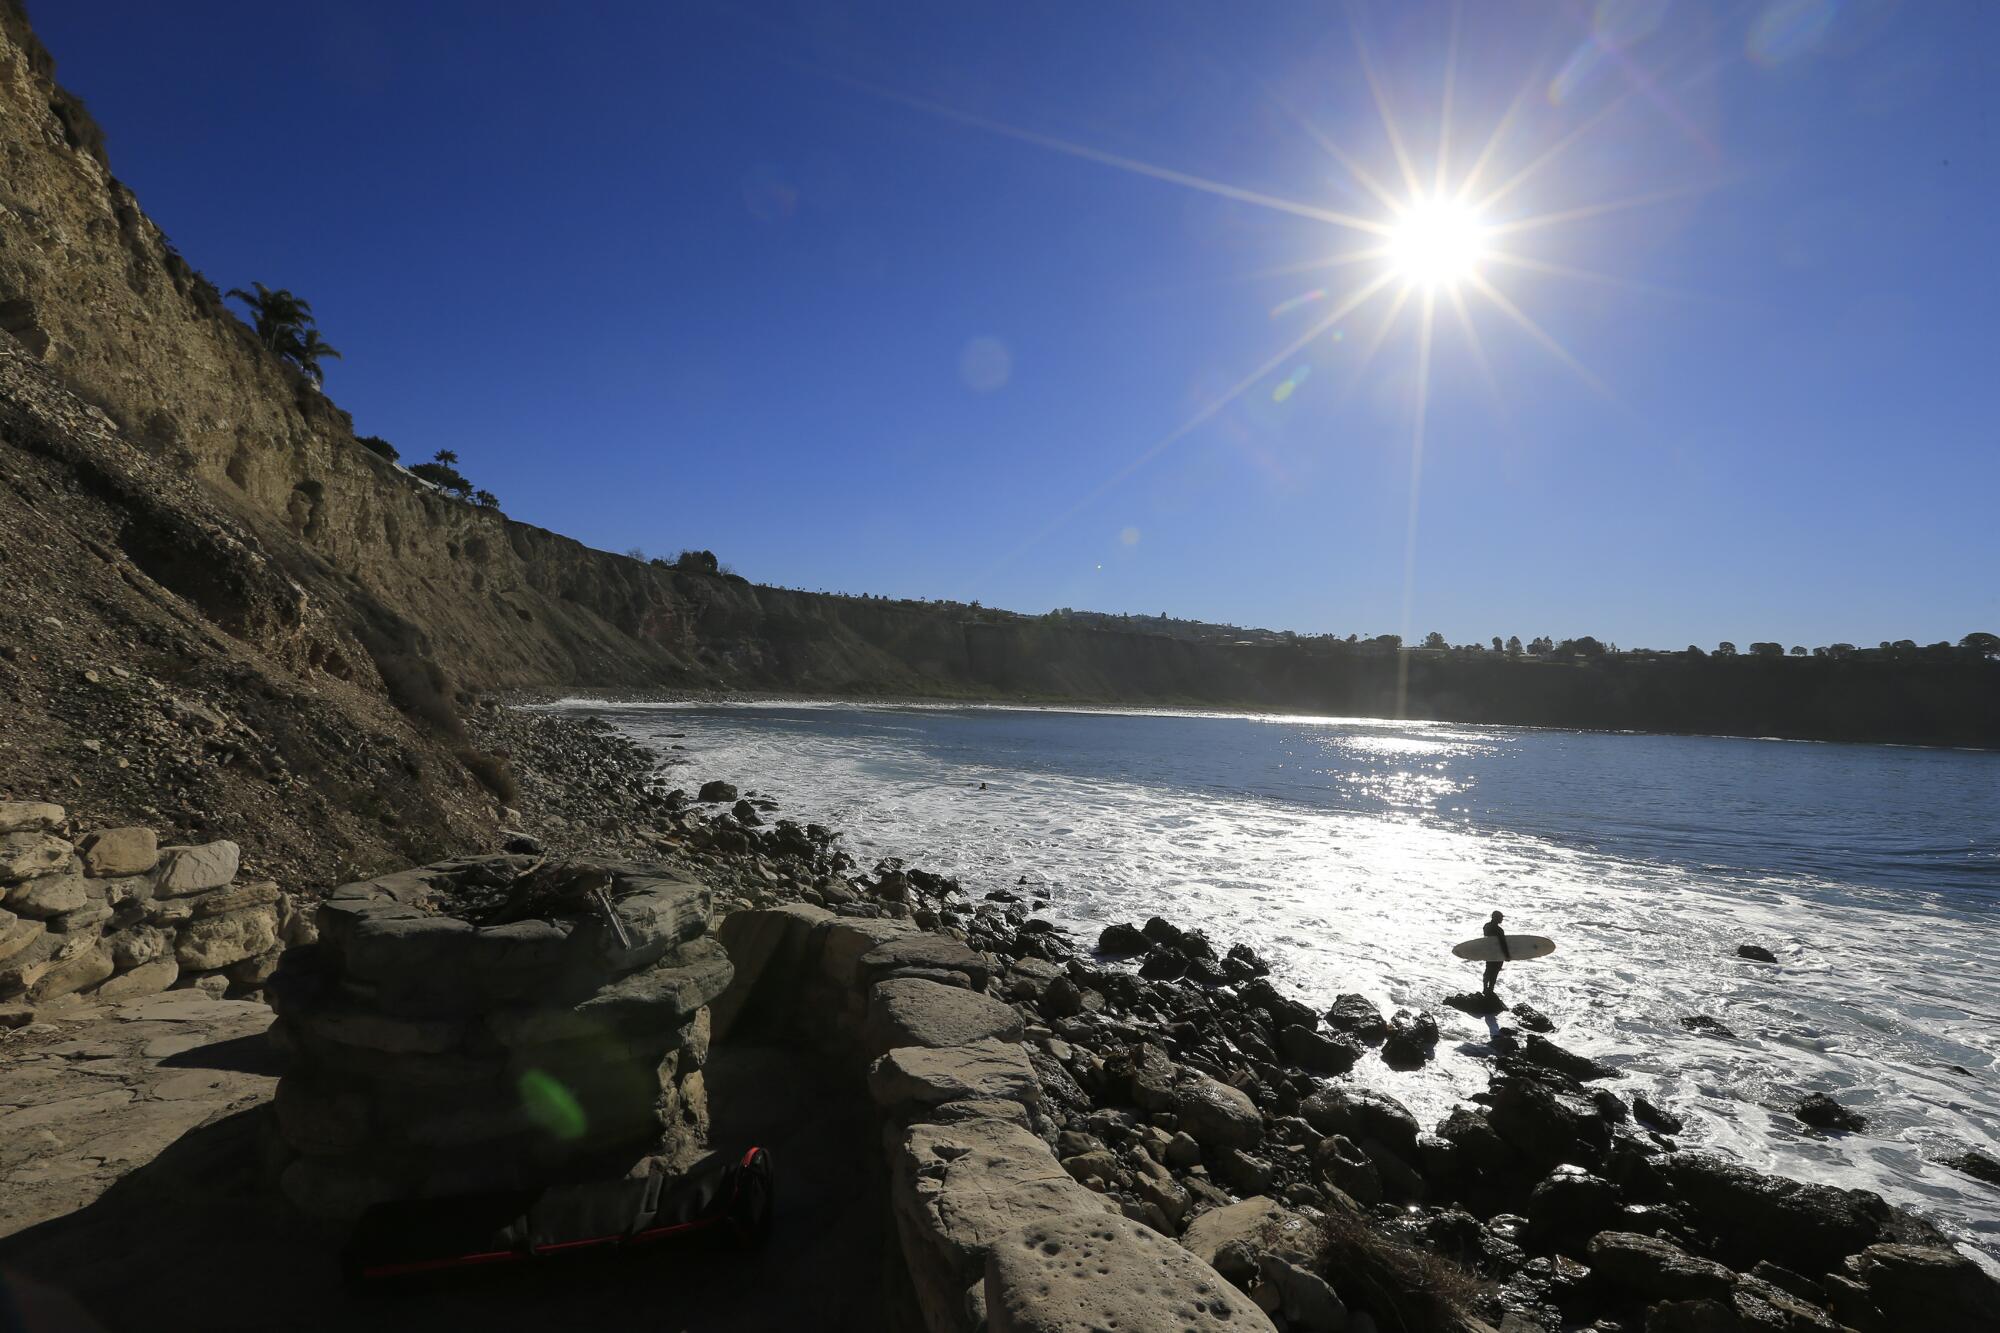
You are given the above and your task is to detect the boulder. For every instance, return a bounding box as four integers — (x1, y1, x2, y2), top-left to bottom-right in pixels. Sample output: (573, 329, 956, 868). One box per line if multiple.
(869, 1038, 1042, 1114)
(27, 942, 114, 1003)
(0, 801, 64, 834)
(984, 1212, 1276, 1333)
(1131, 1053, 1262, 1149)
(1843, 1242, 2000, 1333)
(1278, 1024, 1362, 1074)
(709, 901, 834, 1040)
(1735, 944, 1778, 963)
(484, 938, 734, 1046)
(189, 879, 282, 919)
(1519, 1033, 1621, 1081)
(1314, 1134, 1382, 1206)
(77, 827, 159, 877)
(866, 977, 1024, 1057)
(1940, 1147, 2000, 1187)
(1655, 1153, 1943, 1274)
(0, 912, 44, 964)
(1323, 993, 1388, 1041)
(153, 840, 241, 896)
(0, 832, 72, 882)
(1586, 1232, 1734, 1302)
(6, 873, 90, 918)
(1643, 1297, 1738, 1332)
(1633, 1095, 1684, 1133)
(696, 780, 737, 803)
(1095, 922, 1149, 957)
(1794, 1092, 1866, 1132)
(173, 904, 281, 971)
(1256, 1253, 1347, 1333)
(1443, 990, 1506, 1016)
(1510, 1002, 1555, 1032)
(1238, 978, 1318, 1032)
(1381, 1011, 1439, 1069)
(1486, 1072, 1611, 1168)
(860, 934, 993, 991)
(1678, 1014, 1737, 1039)
(1180, 1197, 1324, 1278)
(1299, 1084, 1421, 1156)
(1525, 1167, 1621, 1251)
(893, 1116, 1114, 1324)
(91, 957, 179, 1000)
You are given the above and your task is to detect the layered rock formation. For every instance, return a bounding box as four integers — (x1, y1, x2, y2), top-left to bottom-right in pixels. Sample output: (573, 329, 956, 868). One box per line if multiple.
(0, 798, 306, 1013)
(266, 855, 725, 1219)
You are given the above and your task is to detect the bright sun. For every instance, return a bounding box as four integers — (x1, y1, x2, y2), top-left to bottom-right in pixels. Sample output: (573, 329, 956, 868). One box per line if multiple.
(1386, 194, 1489, 289)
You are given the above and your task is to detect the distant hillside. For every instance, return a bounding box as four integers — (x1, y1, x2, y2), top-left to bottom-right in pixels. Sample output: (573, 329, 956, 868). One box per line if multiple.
(1, 0, 1994, 873)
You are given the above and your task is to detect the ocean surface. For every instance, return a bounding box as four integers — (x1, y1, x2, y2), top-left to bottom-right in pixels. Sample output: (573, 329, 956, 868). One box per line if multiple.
(545, 698, 2000, 1257)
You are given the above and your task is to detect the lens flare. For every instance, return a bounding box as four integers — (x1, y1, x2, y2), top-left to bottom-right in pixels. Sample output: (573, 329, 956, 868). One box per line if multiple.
(1386, 195, 1489, 289)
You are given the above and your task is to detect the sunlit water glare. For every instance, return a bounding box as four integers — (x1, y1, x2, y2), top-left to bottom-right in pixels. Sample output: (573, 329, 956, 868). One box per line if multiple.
(543, 699, 2000, 1256)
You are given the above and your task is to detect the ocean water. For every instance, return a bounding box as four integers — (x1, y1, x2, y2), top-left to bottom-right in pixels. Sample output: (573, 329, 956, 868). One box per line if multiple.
(545, 698, 2000, 1256)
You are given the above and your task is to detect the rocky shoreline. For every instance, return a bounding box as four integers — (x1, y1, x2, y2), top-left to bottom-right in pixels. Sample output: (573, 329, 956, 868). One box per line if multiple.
(462, 698, 1996, 1332)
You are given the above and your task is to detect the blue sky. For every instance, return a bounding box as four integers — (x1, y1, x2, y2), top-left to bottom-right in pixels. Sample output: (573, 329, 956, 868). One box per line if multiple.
(34, 1, 1998, 649)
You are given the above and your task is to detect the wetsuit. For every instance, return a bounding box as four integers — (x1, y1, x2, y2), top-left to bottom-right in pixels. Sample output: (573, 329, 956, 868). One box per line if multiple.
(1482, 918, 1511, 994)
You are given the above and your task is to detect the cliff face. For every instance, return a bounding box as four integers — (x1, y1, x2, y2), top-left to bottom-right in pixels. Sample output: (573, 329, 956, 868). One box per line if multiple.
(1, 1, 1995, 761)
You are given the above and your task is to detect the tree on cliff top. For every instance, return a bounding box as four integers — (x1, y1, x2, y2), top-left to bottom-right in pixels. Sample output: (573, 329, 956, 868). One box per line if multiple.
(226, 281, 341, 384)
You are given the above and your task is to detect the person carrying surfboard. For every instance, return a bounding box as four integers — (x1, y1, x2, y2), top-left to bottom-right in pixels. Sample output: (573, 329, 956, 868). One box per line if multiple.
(1482, 911, 1511, 996)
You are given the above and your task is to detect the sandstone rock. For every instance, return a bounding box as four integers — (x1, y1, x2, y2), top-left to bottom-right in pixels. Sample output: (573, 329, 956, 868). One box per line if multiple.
(0, 911, 45, 963)
(866, 977, 1024, 1057)
(1, 835, 76, 886)
(1299, 1084, 1421, 1156)
(27, 942, 113, 1003)
(77, 826, 158, 877)
(683, 1005, 711, 1070)
(870, 1038, 1042, 1114)
(818, 915, 918, 989)
(484, 937, 734, 1046)
(5, 873, 91, 918)
(709, 901, 834, 1040)
(226, 950, 283, 986)
(1129, 1049, 1262, 1150)
(1180, 1197, 1324, 1278)
(173, 903, 279, 970)
(0, 801, 64, 834)
(91, 957, 178, 1000)
(858, 932, 990, 990)
(985, 1212, 1276, 1333)
(1256, 1252, 1347, 1332)
(104, 924, 170, 969)
(51, 899, 111, 934)
(153, 840, 240, 896)
(894, 1116, 1114, 1324)
(189, 879, 282, 919)
(303, 1004, 467, 1055)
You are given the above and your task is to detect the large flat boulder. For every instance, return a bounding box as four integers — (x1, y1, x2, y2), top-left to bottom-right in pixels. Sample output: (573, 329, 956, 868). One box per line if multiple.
(866, 977, 1024, 1057)
(820, 916, 919, 989)
(484, 937, 734, 1047)
(1180, 1196, 1324, 1281)
(5, 873, 91, 919)
(710, 902, 834, 1040)
(1586, 1231, 1735, 1303)
(894, 1116, 1114, 1332)
(0, 801, 63, 834)
(78, 827, 159, 877)
(870, 1038, 1042, 1115)
(0, 833, 73, 884)
(1656, 1153, 1943, 1273)
(986, 1212, 1275, 1333)
(860, 935, 994, 991)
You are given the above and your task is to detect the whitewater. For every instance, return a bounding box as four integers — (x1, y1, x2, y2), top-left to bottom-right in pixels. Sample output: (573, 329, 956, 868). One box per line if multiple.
(541, 697, 2000, 1257)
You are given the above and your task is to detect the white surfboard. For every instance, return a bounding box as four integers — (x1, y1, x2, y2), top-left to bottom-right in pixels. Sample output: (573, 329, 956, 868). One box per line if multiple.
(1452, 934, 1556, 963)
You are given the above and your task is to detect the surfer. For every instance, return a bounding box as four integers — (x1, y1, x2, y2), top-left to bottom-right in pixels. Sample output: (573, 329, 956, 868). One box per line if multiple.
(1482, 911, 1511, 996)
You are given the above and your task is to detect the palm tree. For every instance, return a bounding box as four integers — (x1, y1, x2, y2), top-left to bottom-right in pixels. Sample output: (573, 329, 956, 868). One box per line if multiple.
(226, 282, 313, 352)
(289, 328, 342, 384)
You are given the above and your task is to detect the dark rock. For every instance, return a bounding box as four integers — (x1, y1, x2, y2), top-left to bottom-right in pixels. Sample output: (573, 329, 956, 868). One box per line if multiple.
(1525, 1166, 1621, 1253)
(1510, 1002, 1555, 1033)
(1299, 1084, 1420, 1156)
(1487, 1072, 1612, 1170)
(730, 798, 762, 826)
(1323, 992, 1388, 1042)
(1794, 1092, 1866, 1132)
(1586, 1231, 1735, 1302)
(1276, 1024, 1361, 1075)
(1357, 1136, 1427, 1204)
(1313, 1134, 1381, 1205)
(1633, 1095, 1684, 1134)
(1221, 942, 1270, 981)
(1519, 1033, 1620, 1081)
(1735, 944, 1778, 963)
(1042, 975, 1084, 1019)
(1381, 1010, 1440, 1069)
(1238, 977, 1317, 1032)
(1137, 951, 1187, 981)
(1747, 1261, 1824, 1305)
(1644, 1297, 1738, 1333)
(1444, 989, 1507, 1016)
(1140, 916, 1184, 949)
(1215, 1147, 1277, 1195)
(696, 779, 737, 803)
(500, 833, 542, 855)
(1679, 1014, 1737, 1039)
(1096, 922, 1148, 957)
(1591, 1090, 1629, 1123)
(1655, 1152, 1945, 1274)
(1940, 1147, 2000, 1187)
(1844, 1242, 2000, 1333)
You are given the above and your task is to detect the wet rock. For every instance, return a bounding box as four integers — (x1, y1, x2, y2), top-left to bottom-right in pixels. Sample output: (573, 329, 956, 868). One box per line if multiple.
(1239, 978, 1318, 1032)
(1793, 1092, 1866, 1132)
(1842, 1242, 2000, 1333)
(1222, 943, 1270, 982)
(1678, 1014, 1736, 1039)
(77, 826, 158, 877)
(1735, 944, 1778, 964)
(1525, 1167, 1621, 1252)
(984, 1212, 1275, 1333)
(1444, 990, 1507, 1016)
(1299, 1085, 1421, 1157)
(1644, 1297, 1737, 1332)
(1313, 1134, 1381, 1206)
(696, 779, 737, 803)
(1940, 1147, 2000, 1187)
(1256, 1252, 1347, 1332)
(1138, 951, 1188, 981)
(1096, 922, 1149, 957)
(1519, 1033, 1620, 1081)
(1654, 1152, 1944, 1274)
(1357, 1137, 1426, 1204)
(1486, 1072, 1611, 1169)
(1380, 1011, 1440, 1069)
(1278, 1024, 1361, 1075)
(1140, 917, 1185, 949)
(1633, 1095, 1683, 1134)
(1510, 1002, 1554, 1033)
(1323, 993, 1388, 1042)
(1586, 1231, 1735, 1302)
